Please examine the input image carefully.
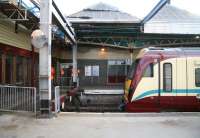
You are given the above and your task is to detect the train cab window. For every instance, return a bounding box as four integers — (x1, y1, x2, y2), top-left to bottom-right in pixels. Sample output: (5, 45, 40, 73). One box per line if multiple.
(163, 63, 172, 92)
(143, 63, 153, 77)
(127, 59, 139, 79)
(195, 68, 200, 87)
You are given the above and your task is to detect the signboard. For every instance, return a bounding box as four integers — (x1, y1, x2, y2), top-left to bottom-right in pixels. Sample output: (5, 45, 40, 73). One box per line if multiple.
(108, 59, 131, 65)
(85, 66, 92, 76)
(92, 66, 99, 76)
(85, 65, 99, 77)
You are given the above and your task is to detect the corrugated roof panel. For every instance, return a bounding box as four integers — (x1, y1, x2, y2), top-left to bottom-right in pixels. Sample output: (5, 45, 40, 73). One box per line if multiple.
(149, 4, 200, 23)
(85, 2, 119, 11)
(68, 3, 141, 23)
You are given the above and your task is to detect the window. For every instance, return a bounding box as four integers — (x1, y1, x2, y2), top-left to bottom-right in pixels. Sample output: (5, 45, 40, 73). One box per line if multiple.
(107, 60, 129, 84)
(127, 59, 139, 79)
(0, 52, 2, 84)
(163, 63, 172, 92)
(143, 63, 153, 77)
(195, 68, 200, 87)
(16, 56, 24, 85)
(5, 54, 13, 84)
(16, 56, 31, 86)
(108, 65, 126, 83)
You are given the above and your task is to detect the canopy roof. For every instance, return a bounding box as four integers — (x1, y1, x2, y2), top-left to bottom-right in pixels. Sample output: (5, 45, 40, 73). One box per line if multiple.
(68, 2, 200, 48)
(68, 2, 141, 23)
(149, 4, 200, 23)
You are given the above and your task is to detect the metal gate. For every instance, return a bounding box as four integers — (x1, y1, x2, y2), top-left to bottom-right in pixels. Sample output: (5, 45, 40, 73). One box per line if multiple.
(54, 86, 60, 113)
(0, 85, 36, 114)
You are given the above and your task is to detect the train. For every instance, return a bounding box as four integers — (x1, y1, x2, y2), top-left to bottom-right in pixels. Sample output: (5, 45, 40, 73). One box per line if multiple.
(124, 47, 200, 112)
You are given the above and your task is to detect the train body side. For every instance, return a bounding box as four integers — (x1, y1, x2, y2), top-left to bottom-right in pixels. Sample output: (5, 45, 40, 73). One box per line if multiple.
(125, 48, 200, 112)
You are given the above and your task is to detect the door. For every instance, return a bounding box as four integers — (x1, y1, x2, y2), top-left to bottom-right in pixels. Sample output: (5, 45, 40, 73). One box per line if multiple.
(187, 58, 200, 110)
(175, 58, 187, 109)
(159, 58, 177, 109)
(60, 63, 73, 87)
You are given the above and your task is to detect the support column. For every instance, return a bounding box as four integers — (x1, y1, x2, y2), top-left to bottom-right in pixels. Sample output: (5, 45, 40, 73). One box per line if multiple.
(39, 0, 52, 116)
(72, 44, 78, 85)
(129, 48, 133, 65)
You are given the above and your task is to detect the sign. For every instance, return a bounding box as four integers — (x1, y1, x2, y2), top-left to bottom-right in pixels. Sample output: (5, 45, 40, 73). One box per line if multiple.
(85, 65, 99, 76)
(85, 66, 92, 76)
(108, 59, 130, 65)
(92, 66, 99, 76)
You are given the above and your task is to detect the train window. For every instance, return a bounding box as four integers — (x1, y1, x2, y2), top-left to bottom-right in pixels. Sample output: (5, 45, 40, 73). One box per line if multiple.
(195, 68, 200, 87)
(143, 63, 153, 77)
(127, 59, 139, 79)
(163, 63, 172, 92)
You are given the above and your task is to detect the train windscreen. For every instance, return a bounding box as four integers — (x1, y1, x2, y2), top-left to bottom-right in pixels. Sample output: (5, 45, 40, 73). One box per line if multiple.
(127, 59, 139, 80)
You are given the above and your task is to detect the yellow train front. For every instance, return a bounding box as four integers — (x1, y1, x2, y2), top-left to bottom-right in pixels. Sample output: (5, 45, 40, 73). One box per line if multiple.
(124, 48, 200, 112)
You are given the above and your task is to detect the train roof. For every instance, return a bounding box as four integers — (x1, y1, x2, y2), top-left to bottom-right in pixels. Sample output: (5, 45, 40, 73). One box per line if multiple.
(136, 47, 200, 59)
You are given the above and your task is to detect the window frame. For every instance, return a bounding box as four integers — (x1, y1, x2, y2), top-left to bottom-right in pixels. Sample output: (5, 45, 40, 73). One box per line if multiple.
(163, 63, 173, 92)
(195, 68, 200, 87)
(142, 63, 154, 78)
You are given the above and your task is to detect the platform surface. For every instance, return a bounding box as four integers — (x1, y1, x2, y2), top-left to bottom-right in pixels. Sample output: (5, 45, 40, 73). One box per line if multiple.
(0, 112, 200, 138)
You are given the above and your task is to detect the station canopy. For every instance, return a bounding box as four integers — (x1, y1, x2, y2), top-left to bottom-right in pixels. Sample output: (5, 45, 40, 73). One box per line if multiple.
(67, 2, 200, 49)
(0, 0, 75, 46)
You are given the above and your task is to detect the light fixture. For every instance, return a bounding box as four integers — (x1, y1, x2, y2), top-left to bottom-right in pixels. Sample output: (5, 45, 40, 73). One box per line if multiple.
(101, 47, 105, 52)
(195, 36, 200, 39)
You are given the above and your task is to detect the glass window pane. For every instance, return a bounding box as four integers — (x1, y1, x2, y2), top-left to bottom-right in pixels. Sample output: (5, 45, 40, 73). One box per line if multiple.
(127, 59, 139, 79)
(108, 65, 126, 83)
(5, 54, 13, 84)
(16, 56, 24, 85)
(195, 68, 200, 87)
(163, 63, 172, 92)
(143, 63, 153, 77)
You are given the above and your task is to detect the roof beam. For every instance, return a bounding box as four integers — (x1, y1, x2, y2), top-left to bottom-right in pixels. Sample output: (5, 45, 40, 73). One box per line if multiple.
(31, 0, 76, 44)
(51, 1, 76, 44)
(142, 0, 170, 24)
(52, 5, 76, 44)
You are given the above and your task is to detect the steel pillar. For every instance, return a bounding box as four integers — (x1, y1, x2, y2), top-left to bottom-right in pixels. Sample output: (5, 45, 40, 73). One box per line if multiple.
(39, 0, 52, 116)
(72, 44, 78, 85)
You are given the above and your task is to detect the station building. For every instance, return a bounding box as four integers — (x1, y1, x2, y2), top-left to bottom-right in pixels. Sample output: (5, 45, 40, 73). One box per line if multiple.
(67, 3, 141, 88)
(0, 0, 200, 114)
(0, 7, 37, 87)
(66, 1, 200, 89)
(1, 0, 200, 89)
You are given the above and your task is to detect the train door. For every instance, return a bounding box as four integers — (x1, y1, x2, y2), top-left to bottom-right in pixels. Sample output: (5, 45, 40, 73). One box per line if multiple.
(175, 58, 187, 110)
(187, 58, 200, 110)
(159, 58, 177, 109)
